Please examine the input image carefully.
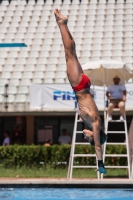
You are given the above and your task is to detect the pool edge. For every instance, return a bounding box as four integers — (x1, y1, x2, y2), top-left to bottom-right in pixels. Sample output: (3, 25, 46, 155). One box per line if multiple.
(0, 179, 132, 188)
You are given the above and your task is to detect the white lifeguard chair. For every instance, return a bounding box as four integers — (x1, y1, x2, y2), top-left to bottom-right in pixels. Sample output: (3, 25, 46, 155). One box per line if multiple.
(102, 106, 130, 179)
(67, 111, 100, 179)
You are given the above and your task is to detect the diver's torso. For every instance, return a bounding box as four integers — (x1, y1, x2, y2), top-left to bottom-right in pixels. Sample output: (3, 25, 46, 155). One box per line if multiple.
(76, 88, 99, 130)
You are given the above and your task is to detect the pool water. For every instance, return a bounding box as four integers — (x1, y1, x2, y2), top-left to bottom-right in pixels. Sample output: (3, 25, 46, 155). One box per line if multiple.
(0, 188, 133, 200)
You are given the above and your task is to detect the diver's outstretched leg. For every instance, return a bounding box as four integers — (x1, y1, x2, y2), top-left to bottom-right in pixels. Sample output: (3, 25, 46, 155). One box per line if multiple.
(54, 8, 83, 87)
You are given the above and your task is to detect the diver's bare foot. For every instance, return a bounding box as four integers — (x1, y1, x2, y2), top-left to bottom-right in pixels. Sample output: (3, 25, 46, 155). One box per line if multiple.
(54, 8, 68, 25)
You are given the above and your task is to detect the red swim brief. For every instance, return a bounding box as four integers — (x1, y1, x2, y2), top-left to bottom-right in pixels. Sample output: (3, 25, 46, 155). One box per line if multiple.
(72, 74, 91, 92)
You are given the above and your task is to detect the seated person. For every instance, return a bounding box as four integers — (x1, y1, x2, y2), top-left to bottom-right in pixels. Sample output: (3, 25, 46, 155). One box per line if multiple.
(2, 131, 10, 146)
(44, 139, 51, 146)
(58, 129, 71, 145)
(106, 75, 126, 121)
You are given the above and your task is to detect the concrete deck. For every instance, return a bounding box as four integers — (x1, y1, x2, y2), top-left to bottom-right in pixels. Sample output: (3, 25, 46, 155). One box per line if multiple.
(0, 178, 132, 188)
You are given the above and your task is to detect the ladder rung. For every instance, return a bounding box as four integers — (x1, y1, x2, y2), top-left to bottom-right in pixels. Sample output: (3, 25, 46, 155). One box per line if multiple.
(107, 131, 126, 133)
(108, 120, 126, 122)
(76, 131, 83, 133)
(75, 142, 90, 145)
(73, 154, 96, 157)
(106, 143, 127, 145)
(104, 154, 128, 157)
(77, 120, 83, 123)
(104, 166, 128, 168)
(72, 166, 128, 169)
(73, 166, 96, 168)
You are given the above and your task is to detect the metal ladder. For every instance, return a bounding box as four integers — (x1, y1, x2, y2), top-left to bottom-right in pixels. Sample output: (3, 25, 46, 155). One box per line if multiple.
(102, 113, 130, 178)
(67, 112, 99, 179)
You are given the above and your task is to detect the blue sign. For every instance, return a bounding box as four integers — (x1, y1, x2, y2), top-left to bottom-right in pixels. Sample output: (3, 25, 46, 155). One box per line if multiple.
(53, 91, 76, 100)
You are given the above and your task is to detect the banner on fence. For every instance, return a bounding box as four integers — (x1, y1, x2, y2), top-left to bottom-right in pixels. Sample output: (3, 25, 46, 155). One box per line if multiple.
(29, 83, 133, 110)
